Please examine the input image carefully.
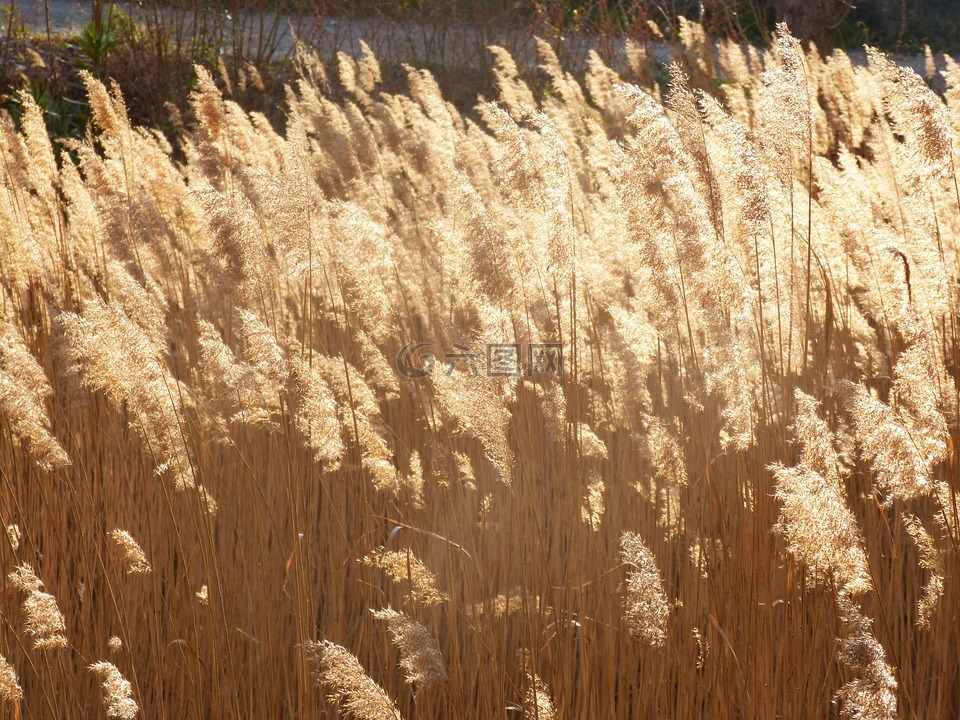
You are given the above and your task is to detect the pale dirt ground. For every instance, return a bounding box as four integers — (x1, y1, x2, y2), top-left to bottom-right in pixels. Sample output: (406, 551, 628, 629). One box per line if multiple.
(11, 0, 941, 77)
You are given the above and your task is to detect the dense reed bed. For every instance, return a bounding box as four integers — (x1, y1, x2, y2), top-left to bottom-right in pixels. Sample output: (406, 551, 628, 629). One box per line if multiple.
(1, 23, 959, 719)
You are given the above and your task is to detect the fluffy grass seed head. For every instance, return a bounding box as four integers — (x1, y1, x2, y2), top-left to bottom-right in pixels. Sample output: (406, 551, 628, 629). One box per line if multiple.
(89, 661, 139, 719)
(6, 524, 20, 551)
(0, 654, 22, 703)
(835, 594, 898, 720)
(8, 564, 67, 650)
(838, 380, 932, 503)
(620, 532, 669, 647)
(371, 608, 447, 692)
(902, 514, 944, 629)
(363, 548, 447, 607)
(302, 640, 403, 720)
(580, 472, 605, 532)
(109, 530, 152, 574)
(523, 673, 557, 720)
(772, 464, 873, 596)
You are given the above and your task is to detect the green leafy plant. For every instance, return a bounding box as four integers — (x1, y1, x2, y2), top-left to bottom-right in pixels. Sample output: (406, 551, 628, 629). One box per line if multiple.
(76, 6, 139, 76)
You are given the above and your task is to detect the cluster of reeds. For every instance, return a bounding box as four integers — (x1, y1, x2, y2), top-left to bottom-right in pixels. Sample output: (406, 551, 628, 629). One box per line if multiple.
(1, 20, 959, 719)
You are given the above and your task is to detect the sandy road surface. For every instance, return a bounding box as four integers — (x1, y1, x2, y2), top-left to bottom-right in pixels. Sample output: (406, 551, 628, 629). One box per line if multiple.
(11, 0, 938, 76)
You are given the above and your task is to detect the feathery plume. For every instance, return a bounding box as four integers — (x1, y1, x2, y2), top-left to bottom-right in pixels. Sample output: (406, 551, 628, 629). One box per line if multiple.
(834, 594, 898, 720)
(523, 673, 557, 720)
(577, 423, 607, 460)
(237, 311, 288, 388)
(444, 173, 518, 301)
(14, 89, 58, 202)
(487, 46, 536, 116)
(838, 380, 932, 503)
(302, 640, 403, 720)
(431, 371, 513, 483)
(290, 358, 345, 470)
(198, 189, 274, 305)
(191, 65, 226, 143)
(59, 300, 196, 494)
(481, 102, 540, 206)
(0, 654, 22, 703)
(6, 524, 20, 551)
(758, 24, 811, 178)
(364, 548, 447, 607)
(402, 451, 426, 509)
(371, 607, 447, 691)
(902, 514, 944, 629)
(620, 532, 669, 647)
(81, 71, 131, 141)
(327, 202, 397, 342)
(678, 17, 715, 80)
(195, 318, 278, 427)
(792, 390, 844, 484)
(0, 321, 71, 471)
(337, 51, 361, 99)
(642, 414, 688, 533)
(892, 312, 952, 466)
(109, 530, 152, 574)
(8, 565, 67, 650)
(356, 41, 382, 93)
(466, 589, 544, 623)
(89, 661, 138, 719)
(312, 355, 398, 497)
(580, 471, 605, 532)
(772, 464, 872, 595)
(867, 47, 953, 187)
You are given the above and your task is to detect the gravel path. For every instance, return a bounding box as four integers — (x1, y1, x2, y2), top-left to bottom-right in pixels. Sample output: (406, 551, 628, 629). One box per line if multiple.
(15, 0, 93, 33)
(12, 0, 939, 77)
